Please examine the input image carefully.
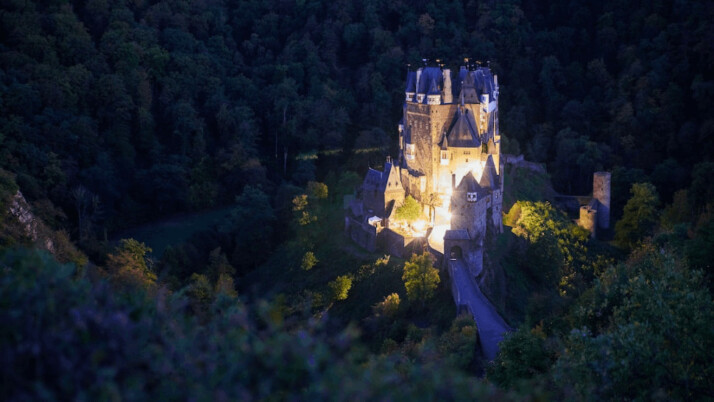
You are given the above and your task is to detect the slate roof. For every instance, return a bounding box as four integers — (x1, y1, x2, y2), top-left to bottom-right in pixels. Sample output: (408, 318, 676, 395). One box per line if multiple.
(379, 162, 396, 191)
(458, 171, 487, 195)
(405, 71, 416, 92)
(427, 78, 440, 95)
(446, 108, 481, 148)
(479, 154, 498, 189)
(349, 198, 363, 217)
(473, 67, 495, 99)
(405, 66, 496, 106)
(363, 162, 402, 193)
(444, 229, 470, 240)
(416, 66, 443, 95)
(453, 66, 496, 102)
(362, 168, 383, 191)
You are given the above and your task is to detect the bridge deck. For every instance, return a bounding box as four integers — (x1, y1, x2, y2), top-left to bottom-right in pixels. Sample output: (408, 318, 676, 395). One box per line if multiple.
(448, 258, 511, 361)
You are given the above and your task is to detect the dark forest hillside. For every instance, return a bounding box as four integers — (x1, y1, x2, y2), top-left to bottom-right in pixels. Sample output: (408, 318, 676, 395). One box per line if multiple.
(1, 0, 714, 399)
(2, 0, 714, 236)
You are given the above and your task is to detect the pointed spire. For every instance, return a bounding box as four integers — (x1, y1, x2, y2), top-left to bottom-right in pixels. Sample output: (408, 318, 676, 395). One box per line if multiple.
(460, 84, 465, 108)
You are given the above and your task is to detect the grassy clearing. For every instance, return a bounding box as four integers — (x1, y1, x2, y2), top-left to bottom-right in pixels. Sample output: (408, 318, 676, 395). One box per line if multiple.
(111, 206, 234, 257)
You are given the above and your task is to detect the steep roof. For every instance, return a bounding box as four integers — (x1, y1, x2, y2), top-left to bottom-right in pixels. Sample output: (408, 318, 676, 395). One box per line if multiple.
(453, 66, 496, 103)
(380, 162, 402, 192)
(457, 171, 483, 194)
(416, 67, 443, 95)
(446, 108, 481, 148)
(479, 154, 498, 189)
(440, 132, 448, 150)
(473, 67, 495, 99)
(458, 66, 469, 85)
(405, 71, 416, 92)
(363, 162, 403, 193)
(427, 78, 440, 95)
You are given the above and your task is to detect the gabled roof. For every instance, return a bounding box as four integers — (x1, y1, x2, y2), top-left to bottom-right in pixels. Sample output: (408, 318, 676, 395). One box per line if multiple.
(362, 168, 383, 191)
(446, 108, 481, 148)
(457, 171, 482, 193)
(479, 154, 498, 189)
(452, 171, 489, 202)
(380, 162, 402, 192)
(363, 162, 403, 193)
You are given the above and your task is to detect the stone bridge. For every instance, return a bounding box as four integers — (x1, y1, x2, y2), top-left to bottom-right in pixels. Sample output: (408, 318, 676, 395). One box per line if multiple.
(448, 258, 512, 361)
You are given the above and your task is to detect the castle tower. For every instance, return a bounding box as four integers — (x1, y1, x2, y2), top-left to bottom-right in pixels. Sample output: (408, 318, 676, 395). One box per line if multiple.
(442, 69, 453, 104)
(593, 171, 611, 230)
(450, 172, 489, 241)
(398, 63, 501, 207)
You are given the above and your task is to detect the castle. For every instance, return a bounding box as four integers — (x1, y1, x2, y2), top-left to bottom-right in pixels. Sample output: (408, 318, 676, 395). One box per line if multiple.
(346, 61, 503, 277)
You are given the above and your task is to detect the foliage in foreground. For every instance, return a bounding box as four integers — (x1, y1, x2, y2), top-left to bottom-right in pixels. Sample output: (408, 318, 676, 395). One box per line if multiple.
(0, 248, 512, 401)
(488, 245, 714, 400)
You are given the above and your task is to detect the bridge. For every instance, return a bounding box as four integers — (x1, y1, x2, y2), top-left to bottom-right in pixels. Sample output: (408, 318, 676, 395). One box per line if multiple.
(447, 258, 512, 361)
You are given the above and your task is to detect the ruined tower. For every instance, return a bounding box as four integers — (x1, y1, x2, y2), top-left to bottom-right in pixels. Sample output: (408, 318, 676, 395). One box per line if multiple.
(593, 171, 611, 230)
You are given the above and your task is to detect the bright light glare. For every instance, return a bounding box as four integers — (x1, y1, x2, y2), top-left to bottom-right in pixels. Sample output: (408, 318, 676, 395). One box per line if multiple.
(413, 220, 427, 232)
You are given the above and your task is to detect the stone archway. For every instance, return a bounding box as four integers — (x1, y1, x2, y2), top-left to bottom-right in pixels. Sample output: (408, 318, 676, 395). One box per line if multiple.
(449, 245, 463, 260)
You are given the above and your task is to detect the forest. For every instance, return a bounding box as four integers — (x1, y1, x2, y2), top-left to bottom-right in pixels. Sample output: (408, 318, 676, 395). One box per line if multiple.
(1, 0, 713, 399)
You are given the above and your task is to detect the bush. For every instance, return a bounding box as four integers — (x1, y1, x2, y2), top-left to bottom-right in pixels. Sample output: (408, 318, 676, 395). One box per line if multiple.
(328, 275, 352, 301)
(301, 251, 318, 270)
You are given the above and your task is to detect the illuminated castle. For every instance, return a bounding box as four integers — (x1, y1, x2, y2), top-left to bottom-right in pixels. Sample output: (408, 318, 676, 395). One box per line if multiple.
(346, 61, 504, 269)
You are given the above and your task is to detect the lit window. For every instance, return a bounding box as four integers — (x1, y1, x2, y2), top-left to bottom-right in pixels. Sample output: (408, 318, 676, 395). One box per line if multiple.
(440, 151, 449, 165)
(405, 143, 416, 160)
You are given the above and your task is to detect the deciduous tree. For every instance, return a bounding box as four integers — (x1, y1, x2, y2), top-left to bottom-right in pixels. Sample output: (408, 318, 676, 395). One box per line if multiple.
(615, 183, 659, 250)
(402, 252, 440, 307)
(395, 195, 422, 223)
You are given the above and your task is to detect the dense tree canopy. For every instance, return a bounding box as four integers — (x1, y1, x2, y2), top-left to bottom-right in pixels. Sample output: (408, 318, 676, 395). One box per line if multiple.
(2, 0, 714, 398)
(614, 182, 660, 250)
(1, 0, 713, 245)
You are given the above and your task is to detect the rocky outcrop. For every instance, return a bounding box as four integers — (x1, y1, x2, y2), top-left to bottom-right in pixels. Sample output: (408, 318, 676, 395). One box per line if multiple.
(8, 191, 54, 252)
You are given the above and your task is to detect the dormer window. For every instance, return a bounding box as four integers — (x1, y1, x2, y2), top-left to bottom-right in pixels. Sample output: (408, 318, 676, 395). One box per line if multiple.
(440, 150, 449, 165)
(427, 94, 441, 105)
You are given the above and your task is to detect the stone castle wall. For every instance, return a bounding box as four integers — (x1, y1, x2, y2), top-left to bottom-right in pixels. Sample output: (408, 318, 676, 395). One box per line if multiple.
(451, 194, 490, 241)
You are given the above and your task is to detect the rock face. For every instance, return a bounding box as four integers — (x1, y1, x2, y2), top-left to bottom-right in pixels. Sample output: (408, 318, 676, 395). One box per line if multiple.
(8, 191, 54, 252)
